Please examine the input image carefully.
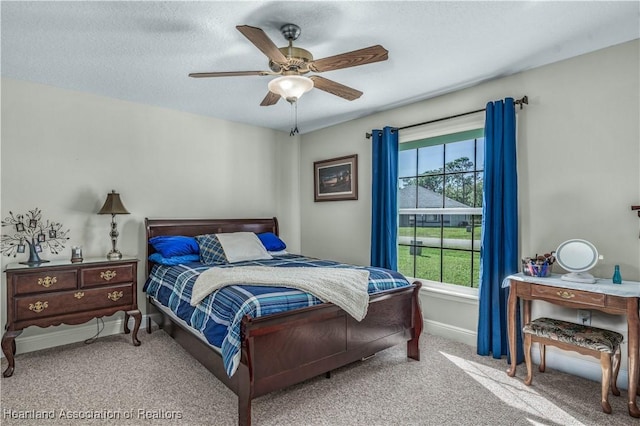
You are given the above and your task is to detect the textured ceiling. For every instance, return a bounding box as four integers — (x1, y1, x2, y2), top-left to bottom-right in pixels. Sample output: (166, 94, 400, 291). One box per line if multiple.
(2, 1, 639, 134)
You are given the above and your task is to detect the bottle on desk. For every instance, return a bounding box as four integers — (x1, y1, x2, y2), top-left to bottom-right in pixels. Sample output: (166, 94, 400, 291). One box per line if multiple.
(612, 265, 622, 284)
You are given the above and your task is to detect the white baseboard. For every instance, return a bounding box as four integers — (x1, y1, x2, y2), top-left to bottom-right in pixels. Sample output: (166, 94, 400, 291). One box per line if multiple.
(1, 315, 152, 358)
(425, 319, 477, 347)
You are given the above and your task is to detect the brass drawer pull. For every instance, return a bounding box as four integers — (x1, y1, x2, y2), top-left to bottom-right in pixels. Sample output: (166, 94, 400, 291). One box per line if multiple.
(37, 276, 57, 288)
(74, 292, 85, 299)
(29, 301, 49, 313)
(557, 290, 575, 299)
(100, 270, 117, 281)
(107, 291, 123, 302)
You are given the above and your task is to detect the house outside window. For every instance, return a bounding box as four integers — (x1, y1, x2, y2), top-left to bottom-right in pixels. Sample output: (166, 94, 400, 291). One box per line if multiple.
(398, 128, 484, 288)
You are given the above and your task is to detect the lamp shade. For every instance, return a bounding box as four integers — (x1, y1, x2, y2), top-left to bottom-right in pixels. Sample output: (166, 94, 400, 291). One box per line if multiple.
(98, 190, 130, 215)
(268, 75, 314, 103)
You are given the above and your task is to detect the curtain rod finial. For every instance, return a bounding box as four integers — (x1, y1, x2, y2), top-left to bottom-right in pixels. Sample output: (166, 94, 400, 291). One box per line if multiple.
(516, 95, 529, 109)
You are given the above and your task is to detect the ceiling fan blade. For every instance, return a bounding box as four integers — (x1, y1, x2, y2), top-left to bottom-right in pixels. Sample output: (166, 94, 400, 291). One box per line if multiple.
(309, 76, 363, 101)
(189, 71, 267, 78)
(260, 91, 281, 106)
(309, 45, 388, 72)
(236, 25, 288, 65)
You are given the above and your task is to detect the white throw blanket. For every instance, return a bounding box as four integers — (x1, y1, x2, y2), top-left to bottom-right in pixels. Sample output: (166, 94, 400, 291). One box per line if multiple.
(191, 266, 371, 321)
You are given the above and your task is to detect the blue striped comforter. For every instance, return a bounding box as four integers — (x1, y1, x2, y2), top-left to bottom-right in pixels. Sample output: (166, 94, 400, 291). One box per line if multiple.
(143, 254, 410, 377)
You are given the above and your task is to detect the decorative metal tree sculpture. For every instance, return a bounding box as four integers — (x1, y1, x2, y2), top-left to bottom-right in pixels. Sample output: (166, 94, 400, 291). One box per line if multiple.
(1, 208, 70, 265)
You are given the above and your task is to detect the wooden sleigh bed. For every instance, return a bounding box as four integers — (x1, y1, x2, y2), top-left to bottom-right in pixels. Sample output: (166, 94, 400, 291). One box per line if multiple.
(144, 217, 423, 425)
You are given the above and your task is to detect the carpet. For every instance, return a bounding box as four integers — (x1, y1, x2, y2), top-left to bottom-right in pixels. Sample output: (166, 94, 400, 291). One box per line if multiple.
(0, 329, 634, 425)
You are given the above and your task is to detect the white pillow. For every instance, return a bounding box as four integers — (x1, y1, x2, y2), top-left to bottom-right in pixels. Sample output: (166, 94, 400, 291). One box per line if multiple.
(216, 232, 273, 263)
(268, 249, 289, 256)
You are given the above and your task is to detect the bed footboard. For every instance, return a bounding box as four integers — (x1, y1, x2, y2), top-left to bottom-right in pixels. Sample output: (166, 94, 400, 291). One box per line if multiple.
(237, 281, 422, 425)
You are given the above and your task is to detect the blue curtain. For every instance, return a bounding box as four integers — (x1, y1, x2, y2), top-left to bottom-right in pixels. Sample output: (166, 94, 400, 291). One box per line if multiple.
(477, 98, 523, 363)
(370, 126, 398, 270)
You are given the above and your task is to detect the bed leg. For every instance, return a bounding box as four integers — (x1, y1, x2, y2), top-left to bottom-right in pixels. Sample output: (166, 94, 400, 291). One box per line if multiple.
(408, 339, 420, 361)
(408, 281, 423, 361)
(237, 364, 252, 426)
(146, 298, 153, 334)
(325, 371, 331, 379)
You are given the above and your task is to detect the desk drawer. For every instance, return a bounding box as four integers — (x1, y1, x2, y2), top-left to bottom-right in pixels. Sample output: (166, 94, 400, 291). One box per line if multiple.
(81, 264, 134, 287)
(13, 270, 77, 295)
(531, 285, 605, 307)
(14, 284, 134, 321)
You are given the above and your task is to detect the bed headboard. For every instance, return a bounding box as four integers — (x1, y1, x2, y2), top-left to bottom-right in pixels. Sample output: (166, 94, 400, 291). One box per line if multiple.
(144, 217, 279, 276)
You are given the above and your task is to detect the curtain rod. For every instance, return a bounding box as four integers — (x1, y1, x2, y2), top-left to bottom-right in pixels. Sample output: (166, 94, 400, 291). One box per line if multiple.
(365, 95, 528, 139)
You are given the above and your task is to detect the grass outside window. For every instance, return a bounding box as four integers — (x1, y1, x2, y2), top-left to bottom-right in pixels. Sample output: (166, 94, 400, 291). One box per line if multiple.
(398, 245, 480, 287)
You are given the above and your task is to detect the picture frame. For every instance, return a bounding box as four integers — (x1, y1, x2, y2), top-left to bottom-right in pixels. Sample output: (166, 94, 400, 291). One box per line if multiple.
(48, 229, 57, 238)
(314, 154, 358, 202)
(15, 223, 25, 232)
(17, 244, 25, 254)
(28, 219, 37, 228)
(38, 233, 46, 243)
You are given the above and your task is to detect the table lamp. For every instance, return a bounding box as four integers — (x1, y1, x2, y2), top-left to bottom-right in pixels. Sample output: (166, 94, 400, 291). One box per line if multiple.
(98, 190, 130, 260)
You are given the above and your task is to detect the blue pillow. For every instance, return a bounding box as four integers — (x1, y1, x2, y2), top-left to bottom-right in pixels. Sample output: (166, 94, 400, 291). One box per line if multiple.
(195, 234, 228, 265)
(149, 236, 199, 257)
(257, 232, 286, 251)
(148, 253, 200, 266)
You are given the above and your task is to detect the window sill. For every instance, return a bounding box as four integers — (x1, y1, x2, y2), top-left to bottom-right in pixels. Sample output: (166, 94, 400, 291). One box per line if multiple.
(406, 277, 479, 302)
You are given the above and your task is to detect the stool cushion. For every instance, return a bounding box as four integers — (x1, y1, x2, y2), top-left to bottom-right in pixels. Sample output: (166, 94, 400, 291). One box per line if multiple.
(523, 317, 623, 353)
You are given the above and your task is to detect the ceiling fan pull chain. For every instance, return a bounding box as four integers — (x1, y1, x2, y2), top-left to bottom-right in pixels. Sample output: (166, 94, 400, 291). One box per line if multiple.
(289, 102, 294, 136)
(290, 101, 300, 136)
(289, 101, 299, 136)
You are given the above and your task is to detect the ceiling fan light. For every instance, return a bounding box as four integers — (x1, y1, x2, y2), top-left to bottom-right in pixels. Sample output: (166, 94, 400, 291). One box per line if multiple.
(268, 75, 314, 103)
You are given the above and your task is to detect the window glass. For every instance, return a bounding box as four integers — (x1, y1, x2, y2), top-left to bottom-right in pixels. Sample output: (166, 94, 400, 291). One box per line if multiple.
(417, 177, 444, 208)
(445, 140, 476, 172)
(442, 249, 472, 286)
(418, 145, 444, 176)
(415, 248, 441, 282)
(476, 137, 485, 171)
(398, 149, 417, 178)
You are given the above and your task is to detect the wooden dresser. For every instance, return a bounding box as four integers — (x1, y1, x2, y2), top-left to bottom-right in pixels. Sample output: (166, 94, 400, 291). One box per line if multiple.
(2, 257, 141, 377)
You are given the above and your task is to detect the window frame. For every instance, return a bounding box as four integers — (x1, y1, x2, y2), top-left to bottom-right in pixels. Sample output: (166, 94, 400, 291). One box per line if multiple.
(398, 127, 484, 290)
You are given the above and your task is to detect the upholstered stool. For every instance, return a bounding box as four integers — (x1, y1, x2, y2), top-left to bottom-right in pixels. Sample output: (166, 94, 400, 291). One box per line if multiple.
(522, 317, 623, 414)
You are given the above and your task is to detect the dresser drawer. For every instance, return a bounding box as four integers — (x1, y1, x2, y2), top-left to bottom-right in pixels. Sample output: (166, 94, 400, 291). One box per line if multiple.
(531, 284, 606, 307)
(12, 270, 77, 295)
(14, 284, 134, 321)
(80, 264, 134, 288)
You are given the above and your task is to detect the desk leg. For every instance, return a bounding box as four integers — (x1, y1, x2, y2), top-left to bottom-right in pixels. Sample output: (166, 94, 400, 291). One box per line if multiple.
(125, 309, 142, 347)
(627, 298, 639, 418)
(2, 330, 22, 378)
(507, 281, 517, 377)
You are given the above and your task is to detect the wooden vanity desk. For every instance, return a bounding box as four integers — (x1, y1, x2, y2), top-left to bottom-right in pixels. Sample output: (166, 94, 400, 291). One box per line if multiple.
(505, 273, 640, 417)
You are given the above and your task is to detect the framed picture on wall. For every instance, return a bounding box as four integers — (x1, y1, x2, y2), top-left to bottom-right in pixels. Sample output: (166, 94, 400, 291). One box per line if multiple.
(314, 154, 358, 202)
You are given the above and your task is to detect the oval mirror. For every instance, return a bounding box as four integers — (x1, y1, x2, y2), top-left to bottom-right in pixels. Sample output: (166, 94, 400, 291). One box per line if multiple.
(555, 239, 598, 283)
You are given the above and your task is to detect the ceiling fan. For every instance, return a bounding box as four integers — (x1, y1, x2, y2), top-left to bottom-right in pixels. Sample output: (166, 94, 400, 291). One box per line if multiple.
(188, 23, 389, 106)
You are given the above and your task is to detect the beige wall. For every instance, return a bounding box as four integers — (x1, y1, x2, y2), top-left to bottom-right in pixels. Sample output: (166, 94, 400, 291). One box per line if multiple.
(300, 40, 640, 384)
(0, 78, 298, 348)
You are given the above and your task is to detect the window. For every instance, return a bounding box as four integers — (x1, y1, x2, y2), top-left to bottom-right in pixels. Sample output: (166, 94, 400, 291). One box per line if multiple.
(398, 129, 484, 288)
